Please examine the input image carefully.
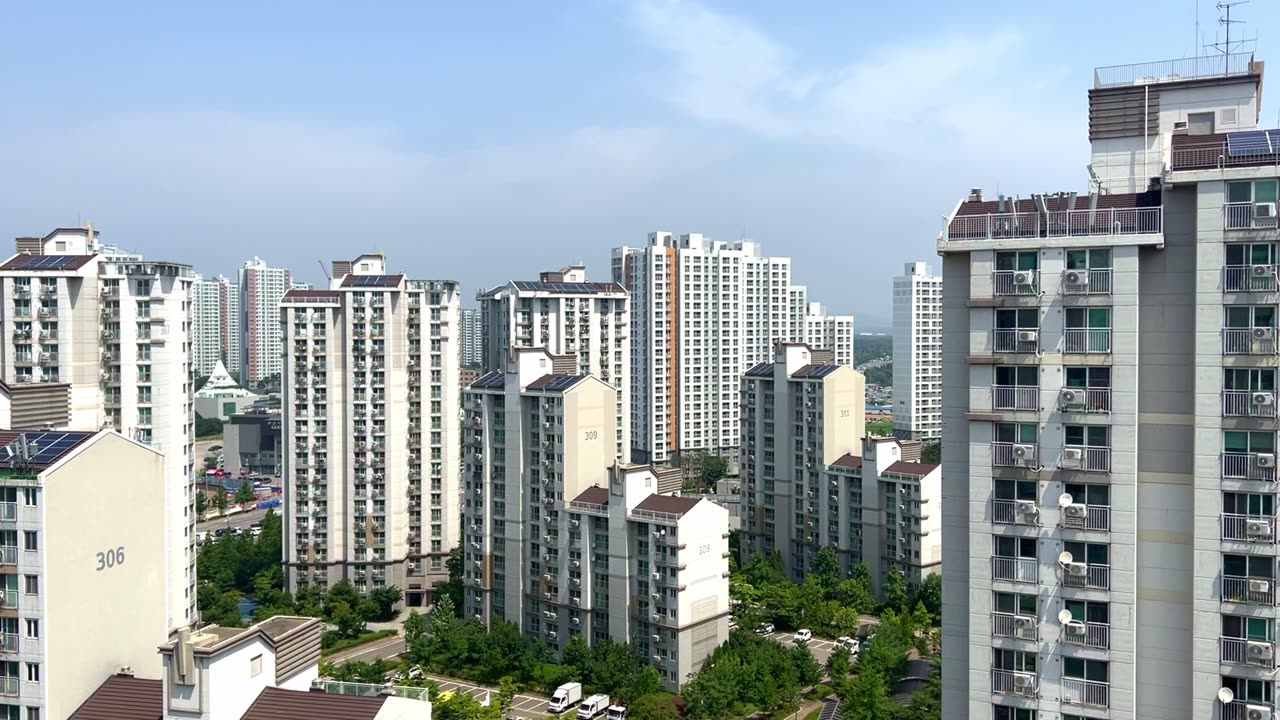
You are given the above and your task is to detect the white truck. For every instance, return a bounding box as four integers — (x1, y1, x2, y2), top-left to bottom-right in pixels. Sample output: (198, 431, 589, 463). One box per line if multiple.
(549, 682, 583, 714)
(606, 705, 628, 720)
(577, 694, 611, 720)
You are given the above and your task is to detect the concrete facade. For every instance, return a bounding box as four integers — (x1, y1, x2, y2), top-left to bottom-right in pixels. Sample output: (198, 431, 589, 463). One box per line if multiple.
(239, 258, 290, 385)
(893, 262, 943, 441)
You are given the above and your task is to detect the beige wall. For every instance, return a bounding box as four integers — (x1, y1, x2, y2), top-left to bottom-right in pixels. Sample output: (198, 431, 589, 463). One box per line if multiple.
(560, 378, 613, 501)
(45, 432, 169, 719)
(821, 366, 866, 465)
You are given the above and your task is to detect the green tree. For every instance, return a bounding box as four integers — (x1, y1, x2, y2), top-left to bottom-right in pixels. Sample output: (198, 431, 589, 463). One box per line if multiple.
(404, 609, 427, 649)
(840, 669, 893, 720)
(921, 441, 941, 464)
(356, 597, 381, 622)
(791, 642, 821, 686)
(235, 480, 256, 507)
(195, 491, 208, 523)
(825, 648, 851, 679)
(196, 416, 224, 438)
(214, 491, 229, 525)
(810, 546, 841, 591)
(560, 634, 591, 681)
(834, 567, 877, 615)
(623, 665, 663, 704)
(916, 573, 942, 620)
(702, 455, 729, 486)
(882, 569, 910, 614)
(628, 693, 680, 720)
(331, 601, 367, 639)
(325, 580, 361, 619)
(371, 585, 403, 621)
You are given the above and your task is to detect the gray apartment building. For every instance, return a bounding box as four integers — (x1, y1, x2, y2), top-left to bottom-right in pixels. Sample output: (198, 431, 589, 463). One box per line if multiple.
(939, 53, 1280, 720)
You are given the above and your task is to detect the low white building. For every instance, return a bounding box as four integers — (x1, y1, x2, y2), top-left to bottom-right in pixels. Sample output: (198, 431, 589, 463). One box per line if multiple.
(194, 360, 259, 421)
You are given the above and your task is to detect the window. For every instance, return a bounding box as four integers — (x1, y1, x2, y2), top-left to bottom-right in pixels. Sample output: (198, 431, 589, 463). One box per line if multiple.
(19, 490, 33, 509)
(24, 708, 36, 720)
(21, 577, 35, 596)
(1226, 242, 1277, 266)
(1065, 425, 1109, 448)
(995, 251, 1039, 272)
(23, 664, 36, 683)
(1223, 614, 1271, 641)
(1224, 553, 1274, 579)
(1228, 180, 1279, 204)
(1224, 492, 1274, 516)
(994, 706, 1036, 720)
(995, 309, 1038, 330)
(994, 366, 1037, 387)
(249, 654, 262, 677)
(1065, 308, 1112, 352)
(1064, 483, 1109, 507)
(995, 423, 1038, 444)
(1064, 541, 1109, 567)
(20, 534, 34, 553)
(22, 621, 35, 640)
(993, 536, 1036, 560)
(1063, 599, 1108, 626)
(1223, 675, 1272, 704)
(1225, 305, 1276, 329)
(1063, 657, 1107, 684)
(1224, 430, 1275, 454)
(993, 591, 1036, 616)
(993, 479, 1037, 502)
(1065, 248, 1112, 270)
(992, 648, 1036, 672)
(1226, 368, 1275, 391)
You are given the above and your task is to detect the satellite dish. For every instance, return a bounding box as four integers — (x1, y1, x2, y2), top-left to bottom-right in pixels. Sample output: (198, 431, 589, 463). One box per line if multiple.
(1058, 493, 1074, 508)
(1057, 609, 1073, 624)
(1058, 551, 1074, 566)
(1219, 687, 1236, 705)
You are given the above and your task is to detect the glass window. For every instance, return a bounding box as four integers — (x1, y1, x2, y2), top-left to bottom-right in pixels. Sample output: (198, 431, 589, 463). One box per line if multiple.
(995, 366, 1037, 386)
(994, 536, 1036, 558)
(1066, 249, 1112, 269)
(1230, 181, 1254, 203)
(993, 592, 1037, 616)
(1224, 492, 1276, 516)
(994, 479, 1038, 501)
(1065, 425, 1109, 447)
(1063, 657, 1108, 683)
(1065, 541, 1109, 566)
(996, 251, 1039, 272)
(1066, 307, 1112, 329)
(1224, 430, 1276, 453)
(1226, 243, 1278, 265)
(1224, 553, 1275, 578)
(995, 423, 1038, 444)
(1065, 483, 1109, 506)
(1226, 368, 1276, 391)
(1259, 180, 1279, 203)
(995, 309, 1038, 329)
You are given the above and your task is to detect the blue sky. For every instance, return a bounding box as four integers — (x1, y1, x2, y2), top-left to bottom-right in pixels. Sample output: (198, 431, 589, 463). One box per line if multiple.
(2, 1, 1278, 327)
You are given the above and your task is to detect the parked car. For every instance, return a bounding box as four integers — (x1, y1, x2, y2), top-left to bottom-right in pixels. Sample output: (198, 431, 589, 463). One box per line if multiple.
(793, 629, 812, 643)
(756, 622, 775, 635)
(835, 636, 860, 655)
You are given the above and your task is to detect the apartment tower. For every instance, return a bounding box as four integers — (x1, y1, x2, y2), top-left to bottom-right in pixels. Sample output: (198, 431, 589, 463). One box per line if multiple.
(280, 253, 460, 607)
(240, 257, 291, 385)
(939, 53, 1274, 720)
(477, 264, 630, 461)
(192, 274, 240, 378)
(893, 262, 943, 441)
(460, 307, 483, 367)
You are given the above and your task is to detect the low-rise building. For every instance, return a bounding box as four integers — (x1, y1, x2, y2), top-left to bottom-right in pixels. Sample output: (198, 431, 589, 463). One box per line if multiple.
(223, 399, 283, 477)
(194, 360, 259, 421)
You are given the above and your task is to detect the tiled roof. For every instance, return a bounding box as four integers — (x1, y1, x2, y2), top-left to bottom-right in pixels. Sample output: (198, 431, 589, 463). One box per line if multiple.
(572, 486, 609, 505)
(884, 460, 938, 477)
(634, 494, 701, 517)
(829, 453, 862, 470)
(240, 687, 387, 720)
(69, 674, 162, 720)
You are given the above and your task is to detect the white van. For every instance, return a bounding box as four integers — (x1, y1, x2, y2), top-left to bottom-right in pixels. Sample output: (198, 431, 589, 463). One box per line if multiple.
(577, 694, 611, 720)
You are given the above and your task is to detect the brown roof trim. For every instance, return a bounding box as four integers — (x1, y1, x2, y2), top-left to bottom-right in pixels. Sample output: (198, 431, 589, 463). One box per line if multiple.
(829, 453, 863, 470)
(572, 485, 609, 505)
(240, 686, 387, 720)
(884, 460, 938, 477)
(282, 289, 339, 300)
(634, 494, 701, 516)
(69, 673, 162, 720)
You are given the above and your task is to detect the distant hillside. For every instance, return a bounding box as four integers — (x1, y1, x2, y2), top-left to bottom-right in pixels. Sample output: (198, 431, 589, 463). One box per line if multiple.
(855, 335, 892, 387)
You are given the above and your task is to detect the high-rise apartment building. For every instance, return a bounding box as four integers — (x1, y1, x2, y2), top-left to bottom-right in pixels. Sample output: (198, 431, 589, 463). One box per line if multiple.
(613, 232, 851, 464)
(802, 301, 854, 367)
(240, 257, 291, 385)
(478, 265, 630, 461)
(462, 349, 729, 690)
(892, 262, 942, 441)
(280, 252, 460, 607)
(0, 227, 195, 631)
(939, 52, 1272, 720)
(460, 308, 483, 367)
(738, 343, 865, 577)
(193, 274, 240, 377)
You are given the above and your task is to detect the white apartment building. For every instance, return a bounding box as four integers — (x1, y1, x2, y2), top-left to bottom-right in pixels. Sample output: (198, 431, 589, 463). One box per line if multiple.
(0, 429, 171, 720)
(802, 301, 854, 368)
(892, 262, 942, 441)
(939, 52, 1278, 720)
(738, 343, 865, 578)
(462, 349, 729, 690)
(478, 265, 630, 461)
(193, 274, 240, 378)
(613, 232, 851, 464)
(0, 227, 195, 632)
(460, 308, 483, 367)
(281, 253, 460, 608)
(239, 258, 290, 385)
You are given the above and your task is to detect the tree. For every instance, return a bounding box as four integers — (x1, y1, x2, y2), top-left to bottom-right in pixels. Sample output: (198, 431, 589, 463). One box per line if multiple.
(629, 693, 680, 720)
(195, 491, 208, 523)
(331, 601, 367, 639)
(915, 573, 942, 620)
(834, 565, 877, 615)
(214, 492, 229, 526)
(404, 609, 427, 649)
(825, 647, 852, 679)
(370, 585, 403, 621)
(235, 480, 256, 507)
(560, 634, 591, 681)
(431, 593, 456, 634)
(921, 441, 941, 464)
(791, 642, 821, 686)
(811, 546, 841, 591)
(840, 668, 893, 720)
(882, 569, 910, 614)
(325, 580, 361, 618)
(623, 665, 663, 704)
(196, 416, 224, 438)
(702, 455, 728, 486)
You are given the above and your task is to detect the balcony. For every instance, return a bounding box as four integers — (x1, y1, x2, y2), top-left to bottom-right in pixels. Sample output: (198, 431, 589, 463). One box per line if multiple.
(1062, 268, 1113, 295)
(1062, 621, 1110, 649)
(0, 677, 16, 696)
(992, 499, 1040, 526)
(991, 612, 1038, 641)
(993, 270, 1040, 296)
(990, 668, 1037, 697)
(992, 385, 1038, 412)
(1226, 202, 1280, 231)
(991, 556, 1038, 584)
(1224, 264, 1279, 293)
(1059, 446, 1111, 473)
(1225, 701, 1276, 720)
(1224, 390, 1278, 418)
(1221, 637, 1276, 668)
(1223, 575, 1277, 605)
(1061, 678, 1109, 709)
(1061, 503, 1110, 532)
(0, 547, 16, 566)
(992, 442, 1039, 469)
(1223, 514, 1277, 543)
(1224, 328, 1278, 355)
(1062, 563, 1110, 590)
(1222, 452, 1276, 482)
(945, 207, 1163, 242)
(993, 329, 1039, 354)
(1064, 328, 1112, 354)
(1058, 386, 1111, 414)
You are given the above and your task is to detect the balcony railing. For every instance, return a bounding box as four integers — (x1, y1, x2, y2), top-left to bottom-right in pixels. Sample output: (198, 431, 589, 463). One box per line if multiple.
(991, 612, 1038, 641)
(1062, 621, 1110, 649)
(1222, 452, 1277, 482)
(1223, 514, 1277, 543)
(946, 207, 1163, 242)
(1224, 263, 1279, 292)
(990, 668, 1037, 696)
(1061, 678, 1109, 709)
(1225, 701, 1277, 720)
(1224, 390, 1278, 418)
(1223, 575, 1277, 605)
(1221, 637, 1277, 668)
(1224, 328, 1278, 355)
(1062, 268, 1113, 295)
(0, 677, 16, 696)
(991, 556, 1038, 584)
(1059, 386, 1111, 413)
(1060, 446, 1111, 473)
(993, 270, 1040, 296)
(1064, 328, 1112, 354)
(1062, 563, 1110, 590)
(1061, 504, 1110, 532)
(992, 499, 1040, 526)
(993, 329, 1040, 354)
(992, 385, 1038, 411)
(1226, 202, 1280, 231)
(992, 442, 1039, 469)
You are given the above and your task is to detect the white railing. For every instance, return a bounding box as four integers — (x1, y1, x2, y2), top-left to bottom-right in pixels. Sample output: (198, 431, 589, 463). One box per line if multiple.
(992, 385, 1038, 411)
(0, 677, 16, 696)
(1094, 52, 1254, 88)
(0, 504, 14, 523)
(1223, 514, 1277, 543)
(1060, 387, 1111, 413)
(1062, 504, 1110, 532)
(991, 612, 1038, 640)
(1062, 622, 1110, 649)
(1223, 263, 1279, 291)
(1220, 637, 1277, 668)
(991, 556, 1039, 584)
(1224, 390, 1278, 418)
(993, 329, 1039, 354)
(1060, 446, 1111, 473)
(1062, 678, 1110, 709)
(992, 499, 1039, 526)
(1063, 563, 1110, 590)
(1224, 328, 1278, 355)
(1222, 452, 1277, 482)
(1064, 328, 1112, 354)
(945, 207, 1163, 241)
(992, 442, 1039, 468)
(1062, 268, 1113, 295)
(1225, 202, 1280, 231)
(1225, 701, 1276, 720)
(990, 668, 1036, 696)
(993, 271, 1040, 295)
(1223, 575, 1277, 605)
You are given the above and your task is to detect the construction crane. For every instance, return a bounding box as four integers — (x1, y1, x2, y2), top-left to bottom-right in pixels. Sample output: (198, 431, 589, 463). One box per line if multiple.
(318, 260, 331, 281)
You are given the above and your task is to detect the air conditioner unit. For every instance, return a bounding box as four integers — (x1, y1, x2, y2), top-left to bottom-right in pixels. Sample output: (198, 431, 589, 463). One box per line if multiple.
(1065, 620, 1086, 635)
(1255, 392, 1277, 406)
(651, 614, 662, 622)
(1015, 500, 1038, 517)
(1251, 578, 1272, 594)
(1247, 704, 1272, 720)
(571, 617, 580, 626)
(651, 634, 661, 642)
(543, 574, 552, 582)
(571, 560, 580, 569)
(1013, 615, 1035, 629)
(1060, 447, 1084, 469)
(1258, 453, 1277, 468)
(1011, 444, 1036, 466)
(1248, 640, 1275, 663)
(1256, 202, 1277, 219)
(544, 610, 556, 619)
(1067, 562, 1088, 577)
(543, 592, 553, 600)
(548, 631, 557, 640)
(1016, 329, 1039, 343)
(1248, 520, 1274, 539)
(651, 572, 661, 580)
(1253, 264, 1277, 277)
(1065, 503, 1088, 519)
(1059, 388, 1083, 407)
(1254, 327, 1275, 340)
(1013, 270, 1036, 286)
(1012, 672, 1037, 695)
(1062, 269, 1088, 286)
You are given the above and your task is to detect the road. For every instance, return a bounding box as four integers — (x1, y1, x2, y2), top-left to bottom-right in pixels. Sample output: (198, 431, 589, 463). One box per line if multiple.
(198, 507, 268, 533)
(763, 630, 840, 665)
(327, 634, 405, 663)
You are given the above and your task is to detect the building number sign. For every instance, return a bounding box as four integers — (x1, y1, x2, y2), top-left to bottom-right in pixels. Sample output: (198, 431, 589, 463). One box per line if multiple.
(96, 547, 125, 571)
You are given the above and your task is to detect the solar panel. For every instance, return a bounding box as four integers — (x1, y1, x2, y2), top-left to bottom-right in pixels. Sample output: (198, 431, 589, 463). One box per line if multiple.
(2, 255, 91, 271)
(512, 281, 623, 295)
(743, 362, 773, 378)
(0, 430, 93, 468)
(1228, 130, 1274, 157)
(538, 375, 583, 392)
(792, 364, 840, 379)
(470, 371, 505, 390)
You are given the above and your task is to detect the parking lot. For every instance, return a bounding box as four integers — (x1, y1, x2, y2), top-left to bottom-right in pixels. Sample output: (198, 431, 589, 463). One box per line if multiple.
(422, 673, 547, 716)
(762, 630, 844, 665)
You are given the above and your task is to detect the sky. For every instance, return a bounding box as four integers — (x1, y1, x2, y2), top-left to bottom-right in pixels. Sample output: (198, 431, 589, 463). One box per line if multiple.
(2, 1, 1278, 328)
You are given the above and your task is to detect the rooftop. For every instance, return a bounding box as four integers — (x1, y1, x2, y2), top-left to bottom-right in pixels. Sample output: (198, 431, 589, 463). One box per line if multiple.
(744, 362, 773, 378)
(1169, 129, 1280, 171)
(69, 673, 162, 720)
(241, 686, 388, 720)
(169, 616, 320, 654)
(944, 190, 1163, 242)
(1092, 52, 1258, 89)
(469, 371, 504, 390)
(0, 253, 96, 271)
(525, 374, 588, 392)
(511, 280, 627, 295)
(884, 460, 939, 477)
(829, 453, 863, 470)
(572, 485, 610, 505)
(340, 274, 405, 288)
(633, 494, 701, 517)
(791, 364, 841, 379)
(0, 430, 96, 471)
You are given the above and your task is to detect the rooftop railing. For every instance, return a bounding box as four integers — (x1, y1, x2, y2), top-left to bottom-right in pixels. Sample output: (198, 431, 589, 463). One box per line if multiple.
(1094, 52, 1254, 88)
(945, 207, 1162, 242)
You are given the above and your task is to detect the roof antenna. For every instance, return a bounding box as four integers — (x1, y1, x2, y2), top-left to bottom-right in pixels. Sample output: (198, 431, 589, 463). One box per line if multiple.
(1204, 1, 1256, 73)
